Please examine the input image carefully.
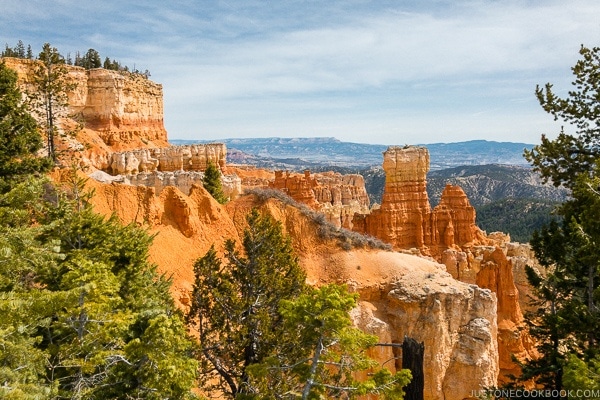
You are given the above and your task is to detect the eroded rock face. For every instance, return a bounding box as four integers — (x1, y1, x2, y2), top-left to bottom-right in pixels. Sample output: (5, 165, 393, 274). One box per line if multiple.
(77, 69, 166, 145)
(3, 57, 168, 147)
(109, 144, 227, 175)
(117, 170, 241, 199)
(101, 143, 239, 199)
(431, 184, 490, 249)
(268, 169, 370, 228)
(303, 249, 499, 400)
(353, 146, 491, 253)
(353, 146, 432, 248)
(352, 146, 536, 384)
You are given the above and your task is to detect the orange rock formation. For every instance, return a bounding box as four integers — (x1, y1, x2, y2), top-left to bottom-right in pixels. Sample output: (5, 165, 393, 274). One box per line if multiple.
(354, 145, 533, 383)
(268, 169, 370, 228)
(3, 57, 168, 149)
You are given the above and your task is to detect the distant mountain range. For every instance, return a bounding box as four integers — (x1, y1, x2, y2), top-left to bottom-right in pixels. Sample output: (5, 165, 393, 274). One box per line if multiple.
(170, 137, 533, 170)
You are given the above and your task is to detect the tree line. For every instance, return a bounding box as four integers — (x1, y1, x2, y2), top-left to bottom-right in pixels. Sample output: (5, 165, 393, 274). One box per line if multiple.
(2, 40, 150, 77)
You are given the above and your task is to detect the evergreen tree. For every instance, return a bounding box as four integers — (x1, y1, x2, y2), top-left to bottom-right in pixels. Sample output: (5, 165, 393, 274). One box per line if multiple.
(249, 284, 411, 399)
(187, 209, 307, 398)
(30, 43, 76, 163)
(15, 40, 25, 58)
(0, 174, 199, 399)
(524, 45, 600, 189)
(0, 61, 52, 193)
(2, 43, 15, 57)
(81, 48, 101, 69)
(562, 354, 600, 398)
(519, 44, 600, 391)
(202, 161, 227, 204)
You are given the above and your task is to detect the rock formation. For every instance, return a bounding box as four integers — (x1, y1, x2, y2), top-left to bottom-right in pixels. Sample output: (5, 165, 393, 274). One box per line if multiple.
(352, 145, 534, 383)
(430, 184, 490, 250)
(108, 144, 227, 175)
(226, 195, 500, 400)
(3, 57, 168, 149)
(268, 169, 370, 228)
(99, 143, 241, 198)
(353, 146, 432, 249)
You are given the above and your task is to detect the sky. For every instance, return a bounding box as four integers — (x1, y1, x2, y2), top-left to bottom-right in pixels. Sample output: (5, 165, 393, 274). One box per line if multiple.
(2, 1, 600, 145)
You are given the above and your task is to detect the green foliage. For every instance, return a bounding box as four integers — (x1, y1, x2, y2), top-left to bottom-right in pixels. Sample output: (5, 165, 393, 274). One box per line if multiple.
(562, 354, 600, 398)
(202, 161, 228, 203)
(518, 44, 600, 392)
(525, 45, 600, 189)
(28, 43, 76, 163)
(1, 40, 31, 59)
(0, 60, 51, 193)
(258, 284, 411, 399)
(0, 175, 198, 399)
(476, 198, 561, 243)
(187, 209, 307, 397)
(77, 48, 102, 69)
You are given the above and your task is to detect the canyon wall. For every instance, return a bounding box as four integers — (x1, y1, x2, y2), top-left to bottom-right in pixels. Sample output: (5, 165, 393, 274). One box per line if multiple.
(108, 144, 227, 175)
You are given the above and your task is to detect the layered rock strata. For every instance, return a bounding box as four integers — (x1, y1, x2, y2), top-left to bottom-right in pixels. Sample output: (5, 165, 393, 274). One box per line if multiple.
(3, 57, 168, 148)
(95, 143, 241, 198)
(121, 170, 241, 199)
(361, 146, 432, 249)
(109, 144, 227, 175)
(269, 170, 370, 228)
(353, 145, 534, 383)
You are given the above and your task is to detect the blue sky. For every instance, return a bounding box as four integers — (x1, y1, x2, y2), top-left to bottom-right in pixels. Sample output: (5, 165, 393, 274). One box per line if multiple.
(3, 1, 600, 145)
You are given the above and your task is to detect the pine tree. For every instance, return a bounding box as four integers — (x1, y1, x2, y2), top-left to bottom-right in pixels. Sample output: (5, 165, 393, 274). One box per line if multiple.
(187, 209, 307, 398)
(519, 44, 600, 391)
(202, 161, 227, 204)
(250, 284, 412, 399)
(0, 60, 52, 193)
(524, 45, 600, 189)
(29, 43, 76, 163)
(0, 174, 199, 399)
(81, 48, 101, 69)
(562, 354, 600, 397)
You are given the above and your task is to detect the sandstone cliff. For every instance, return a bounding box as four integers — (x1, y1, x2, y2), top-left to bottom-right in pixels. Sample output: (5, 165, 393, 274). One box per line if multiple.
(4, 57, 168, 147)
(3, 57, 169, 170)
(269, 169, 370, 228)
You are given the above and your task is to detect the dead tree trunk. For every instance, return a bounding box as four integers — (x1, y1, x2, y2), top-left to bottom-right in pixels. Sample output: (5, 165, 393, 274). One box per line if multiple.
(402, 336, 424, 400)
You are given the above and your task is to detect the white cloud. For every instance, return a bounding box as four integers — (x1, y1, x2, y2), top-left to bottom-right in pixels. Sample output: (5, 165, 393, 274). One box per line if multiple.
(2, 0, 599, 143)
